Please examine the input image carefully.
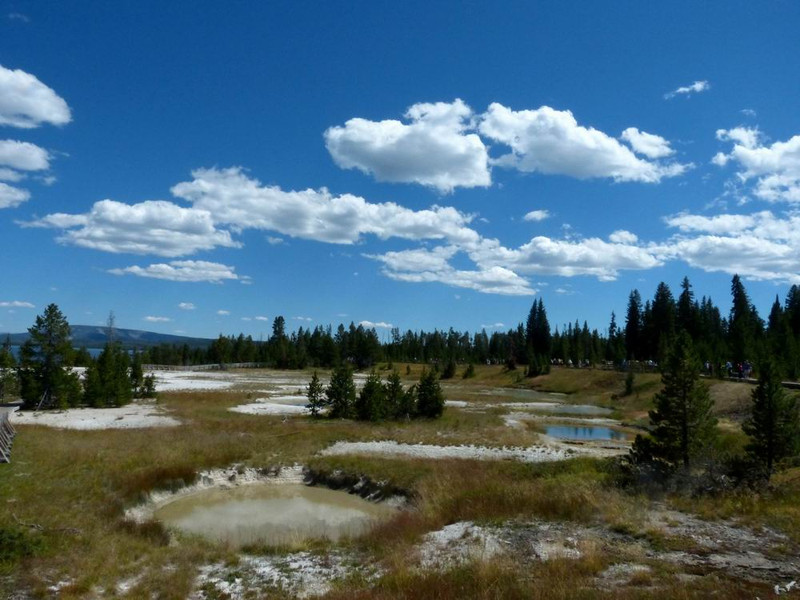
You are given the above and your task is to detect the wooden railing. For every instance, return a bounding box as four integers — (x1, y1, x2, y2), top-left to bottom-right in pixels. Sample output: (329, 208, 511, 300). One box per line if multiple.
(0, 408, 16, 464)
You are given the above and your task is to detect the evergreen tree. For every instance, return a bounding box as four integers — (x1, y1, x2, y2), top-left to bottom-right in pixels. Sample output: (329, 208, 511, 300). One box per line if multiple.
(326, 363, 356, 419)
(651, 282, 677, 362)
(19, 304, 82, 409)
(416, 368, 445, 418)
(355, 371, 386, 421)
(729, 274, 763, 363)
(633, 333, 717, 470)
(83, 343, 132, 408)
(677, 276, 700, 339)
(625, 290, 643, 360)
(384, 370, 405, 418)
(130, 351, 144, 395)
(743, 361, 800, 476)
(305, 371, 326, 418)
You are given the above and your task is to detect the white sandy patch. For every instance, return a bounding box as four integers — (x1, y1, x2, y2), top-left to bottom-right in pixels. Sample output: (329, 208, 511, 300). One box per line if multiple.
(417, 521, 506, 568)
(229, 403, 309, 416)
(320, 440, 580, 463)
(150, 370, 236, 392)
(126, 465, 306, 523)
(261, 394, 307, 405)
(498, 402, 563, 409)
(502, 414, 526, 429)
(10, 402, 180, 430)
(193, 550, 380, 599)
(444, 400, 469, 408)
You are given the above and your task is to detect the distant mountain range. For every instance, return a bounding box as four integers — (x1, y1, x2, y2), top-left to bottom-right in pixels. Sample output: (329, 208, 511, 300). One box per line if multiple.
(1, 325, 214, 349)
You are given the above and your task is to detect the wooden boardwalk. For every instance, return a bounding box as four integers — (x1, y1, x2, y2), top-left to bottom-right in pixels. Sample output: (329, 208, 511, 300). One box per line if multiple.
(1, 406, 17, 463)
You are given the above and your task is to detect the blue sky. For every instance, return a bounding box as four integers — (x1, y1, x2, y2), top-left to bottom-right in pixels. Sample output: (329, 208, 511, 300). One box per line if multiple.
(2, 1, 800, 339)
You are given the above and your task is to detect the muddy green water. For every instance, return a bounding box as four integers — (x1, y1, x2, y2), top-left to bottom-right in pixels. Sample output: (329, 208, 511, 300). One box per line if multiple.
(154, 484, 395, 546)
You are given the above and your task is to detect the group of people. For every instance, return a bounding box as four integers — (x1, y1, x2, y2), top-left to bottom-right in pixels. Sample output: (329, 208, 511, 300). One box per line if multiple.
(720, 360, 753, 379)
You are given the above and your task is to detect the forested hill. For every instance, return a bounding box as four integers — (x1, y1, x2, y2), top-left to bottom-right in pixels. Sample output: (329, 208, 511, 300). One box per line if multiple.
(1, 325, 213, 349)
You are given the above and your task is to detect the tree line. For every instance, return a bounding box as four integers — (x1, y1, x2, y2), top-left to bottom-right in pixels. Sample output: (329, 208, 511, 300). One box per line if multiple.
(124, 274, 800, 384)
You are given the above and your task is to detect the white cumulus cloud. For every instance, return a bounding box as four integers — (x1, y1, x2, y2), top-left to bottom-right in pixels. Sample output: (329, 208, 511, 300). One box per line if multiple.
(217, 310, 230, 315)
(523, 209, 550, 222)
(621, 127, 675, 159)
(664, 80, 710, 99)
(659, 209, 800, 283)
(109, 260, 245, 283)
(25, 199, 239, 256)
(0, 182, 30, 208)
(172, 167, 480, 246)
(608, 230, 639, 244)
(0, 300, 34, 308)
(178, 302, 195, 310)
(0, 139, 50, 171)
(359, 320, 394, 329)
(324, 99, 491, 192)
(479, 103, 689, 183)
(143, 316, 171, 323)
(0, 65, 71, 128)
(713, 127, 800, 203)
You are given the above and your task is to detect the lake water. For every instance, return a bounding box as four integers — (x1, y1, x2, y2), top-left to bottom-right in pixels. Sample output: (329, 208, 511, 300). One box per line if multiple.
(545, 425, 627, 441)
(154, 484, 395, 547)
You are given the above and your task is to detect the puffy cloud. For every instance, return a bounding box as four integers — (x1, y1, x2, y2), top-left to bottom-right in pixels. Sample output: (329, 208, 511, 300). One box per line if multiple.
(109, 260, 245, 283)
(523, 209, 550, 222)
(25, 199, 239, 256)
(473, 235, 662, 282)
(255, 316, 270, 321)
(370, 246, 537, 296)
(608, 230, 638, 244)
(0, 182, 29, 208)
(178, 302, 195, 310)
(172, 167, 480, 246)
(0, 167, 24, 182)
(660, 209, 800, 283)
(481, 322, 505, 329)
(620, 127, 674, 159)
(0, 140, 50, 170)
(359, 320, 393, 329)
(714, 127, 800, 203)
(144, 316, 171, 323)
(324, 99, 491, 192)
(217, 310, 230, 315)
(479, 103, 689, 183)
(0, 300, 34, 308)
(0, 65, 71, 128)
(293, 316, 313, 322)
(664, 80, 710, 99)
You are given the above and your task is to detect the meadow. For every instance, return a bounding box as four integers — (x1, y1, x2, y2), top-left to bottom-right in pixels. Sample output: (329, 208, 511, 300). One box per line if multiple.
(1, 364, 797, 599)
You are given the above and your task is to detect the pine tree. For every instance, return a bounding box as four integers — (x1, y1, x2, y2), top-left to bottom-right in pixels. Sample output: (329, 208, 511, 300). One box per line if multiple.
(305, 371, 326, 418)
(743, 361, 800, 476)
(625, 290, 643, 360)
(416, 368, 444, 418)
(729, 274, 763, 363)
(355, 371, 386, 421)
(384, 370, 405, 418)
(326, 363, 356, 419)
(19, 304, 82, 409)
(130, 351, 144, 395)
(634, 332, 717, 470)
(83, 343, 132, 408)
